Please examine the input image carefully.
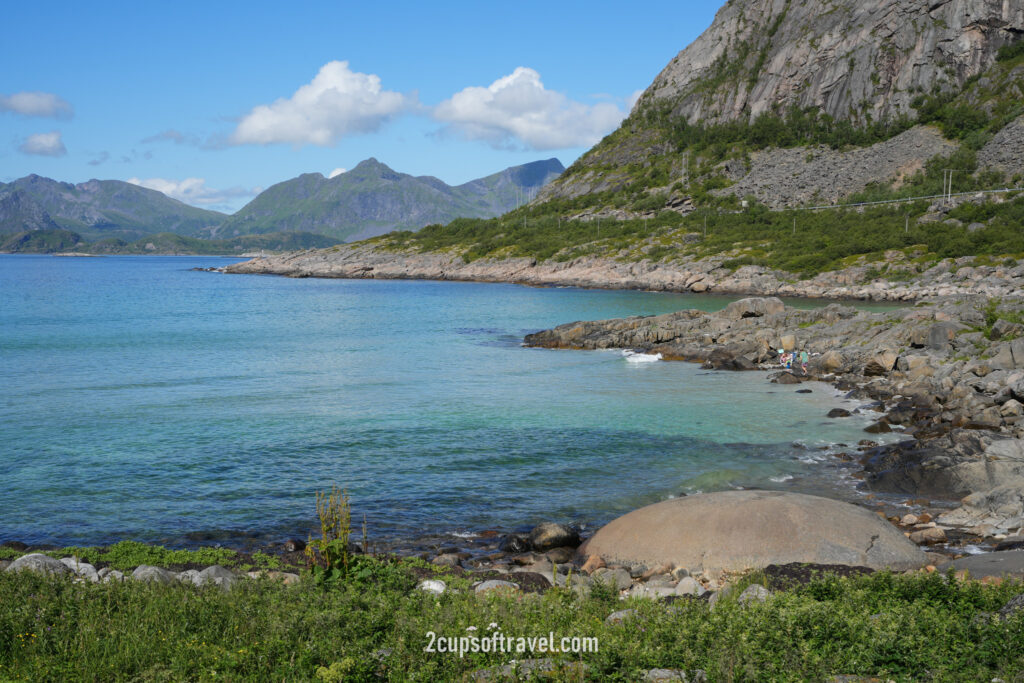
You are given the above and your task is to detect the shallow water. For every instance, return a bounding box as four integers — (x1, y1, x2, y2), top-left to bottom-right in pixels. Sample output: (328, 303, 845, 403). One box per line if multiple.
(0, 255, 901, 549)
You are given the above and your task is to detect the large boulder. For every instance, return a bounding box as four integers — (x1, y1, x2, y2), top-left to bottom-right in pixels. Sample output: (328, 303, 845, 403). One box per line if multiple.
(721, 297, 785, 320)
(4, 553, 70, 576)
(528, 522, 579, 551)
(578, 491, 926, 573)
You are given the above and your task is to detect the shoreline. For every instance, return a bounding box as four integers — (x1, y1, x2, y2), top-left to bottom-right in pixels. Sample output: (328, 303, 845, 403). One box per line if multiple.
(222, 241, 1024, 302)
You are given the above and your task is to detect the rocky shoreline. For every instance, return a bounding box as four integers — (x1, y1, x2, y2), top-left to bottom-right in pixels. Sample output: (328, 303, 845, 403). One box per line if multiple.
(223, 241, 1024, 302)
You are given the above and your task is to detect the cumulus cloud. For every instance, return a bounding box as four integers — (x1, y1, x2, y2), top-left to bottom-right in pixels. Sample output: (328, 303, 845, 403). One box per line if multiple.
(433, 67, 627, 150)
(231, 61, 413, 146)
(328, 167, 347, 178)
(0, 91, 73, 119)
(127, 177, 260, 210)
(19, 131, 67, 157)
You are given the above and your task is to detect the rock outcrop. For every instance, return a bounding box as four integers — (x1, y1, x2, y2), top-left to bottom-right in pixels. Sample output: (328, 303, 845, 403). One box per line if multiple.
(639, 0, 1024, 126)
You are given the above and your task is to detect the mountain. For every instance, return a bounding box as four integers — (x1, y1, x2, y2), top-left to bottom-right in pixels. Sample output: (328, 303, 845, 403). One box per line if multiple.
(1, 175, 227, 241)
(0, 187, 61, 232)
(212, 158, 564, 242)
(540, 0, 1024, 208)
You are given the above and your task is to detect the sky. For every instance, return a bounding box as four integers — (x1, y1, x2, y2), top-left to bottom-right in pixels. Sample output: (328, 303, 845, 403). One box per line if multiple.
(0, 1, 720, 213)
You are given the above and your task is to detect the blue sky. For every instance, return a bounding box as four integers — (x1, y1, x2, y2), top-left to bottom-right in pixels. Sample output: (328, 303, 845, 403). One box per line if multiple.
(1, 1, 719, 212)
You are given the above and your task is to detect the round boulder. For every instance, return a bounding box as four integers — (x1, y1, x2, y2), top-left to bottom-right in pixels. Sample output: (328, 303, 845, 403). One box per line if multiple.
(528, 523, 579, 552)
(579, 491, 926, 572)
(5, 553, 70, 576)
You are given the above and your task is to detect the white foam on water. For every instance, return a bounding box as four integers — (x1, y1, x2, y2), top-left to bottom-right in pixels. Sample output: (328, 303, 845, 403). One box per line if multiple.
(962, 544, 990, 555)
(770, 474, 795, 483)
(621, 350, 662, 363)
(448, 531, 478, 539)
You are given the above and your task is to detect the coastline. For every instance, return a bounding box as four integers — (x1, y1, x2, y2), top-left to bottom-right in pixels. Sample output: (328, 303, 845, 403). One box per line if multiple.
(223, 241, 1024, 302)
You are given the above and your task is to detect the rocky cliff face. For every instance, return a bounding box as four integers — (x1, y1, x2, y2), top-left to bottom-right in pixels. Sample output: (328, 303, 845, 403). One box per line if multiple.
(641, 0, 1024, 125)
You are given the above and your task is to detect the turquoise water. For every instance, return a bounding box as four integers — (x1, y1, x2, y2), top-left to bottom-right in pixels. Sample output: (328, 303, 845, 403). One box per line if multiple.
(0, 255, 896, 549)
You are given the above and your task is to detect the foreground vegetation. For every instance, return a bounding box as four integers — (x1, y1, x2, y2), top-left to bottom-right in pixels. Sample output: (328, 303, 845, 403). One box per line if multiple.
(1, 555, 1022, 681)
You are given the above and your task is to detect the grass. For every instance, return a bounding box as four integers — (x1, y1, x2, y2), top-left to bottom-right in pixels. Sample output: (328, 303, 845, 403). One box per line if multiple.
(0, 541, 280, 572)
(0, 557, 1022, 681)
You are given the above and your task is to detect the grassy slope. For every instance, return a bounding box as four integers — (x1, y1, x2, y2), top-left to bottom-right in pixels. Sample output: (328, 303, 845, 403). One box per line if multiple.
(1, 555, 1022, 681)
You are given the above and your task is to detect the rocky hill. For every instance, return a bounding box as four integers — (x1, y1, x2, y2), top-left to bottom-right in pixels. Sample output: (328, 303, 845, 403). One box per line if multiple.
(539, 0, 1024, 209)
(212, 158, 564, 243)
(0, 175, 227, 242)
(641, 0, 1023, 126)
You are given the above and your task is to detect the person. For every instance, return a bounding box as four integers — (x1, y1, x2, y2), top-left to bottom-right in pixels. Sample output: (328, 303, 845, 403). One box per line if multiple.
(777, 349, 785, 367)
(799, 350, 809, 374)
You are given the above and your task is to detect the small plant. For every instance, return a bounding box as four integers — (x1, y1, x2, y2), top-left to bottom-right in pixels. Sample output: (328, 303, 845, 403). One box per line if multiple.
(305, 485, 352, 583)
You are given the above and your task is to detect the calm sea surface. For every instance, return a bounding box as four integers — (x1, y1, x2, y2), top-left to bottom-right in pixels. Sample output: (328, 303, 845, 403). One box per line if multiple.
(0, 255, 900, 549)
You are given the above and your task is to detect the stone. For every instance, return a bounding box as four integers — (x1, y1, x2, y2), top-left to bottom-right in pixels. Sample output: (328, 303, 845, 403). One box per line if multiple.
(131, 565, 176, 584)
(528, 522, 580, 551)
(580, 554, 605, 574)
(628, 584, 677, 600)
(578, 491, 927, 572)
(780, 335, 796, 352)
(474, 579, 520, 595)
(900, 514, 920, 526)
(909, 527, 947, 545)
(605, 608, 638, 625)
(864, 351, 897, 376)
(722, 297, 785, 320)
(737, 584, 771, 605)
(59, 557, 100, 582)
(416, 579, 447, 595)
(813, 350, 848, 374)
(593, 567, 633, 591)
(864, 420, 892, 434)
(282, 538, 306, 553)
(5, 553, 70, 576)
(197, 565, 238, 590)
(102, 570, 125, 583)
(498, 534, 530, 553)
(675, 576, 704, 596)
(543, 546, 575, 564)
(177, 569, 201, 585)
(774, 372, 801, 385)
(827, 408, 852, 418)
(998, 593, 1024, 621)
(431, 553, 462, 568)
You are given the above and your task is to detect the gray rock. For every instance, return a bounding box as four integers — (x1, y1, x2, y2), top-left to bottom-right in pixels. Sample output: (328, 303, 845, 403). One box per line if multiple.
(5, 553, 70, 576)
(475, 579, 520, 595)
(103, 570, 125, 583)
(737, 584, 771, 605)
(177, 569, 201, 585)
(675, 576, 705, 596)
(197, 565, 238, 590)
(131, 565, 177, 584)
(998, 593, 1024, 621)
(59, 558, 100, 583)
(431, 553, 462, 568)
(527, 522, 579, 552)
(593, 567, 633, 591)
(416, 579, 447, 595)
(721, 297, 785, 320)
(605, 608, 638, 625)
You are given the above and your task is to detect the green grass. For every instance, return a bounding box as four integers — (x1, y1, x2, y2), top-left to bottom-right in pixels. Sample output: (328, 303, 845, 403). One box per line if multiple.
(1, 559, 1022, 681)
(0, 541, 279, 572)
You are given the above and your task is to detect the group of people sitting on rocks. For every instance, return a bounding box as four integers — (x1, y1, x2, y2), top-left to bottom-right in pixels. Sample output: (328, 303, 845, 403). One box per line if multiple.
(779, 349, 809, 374)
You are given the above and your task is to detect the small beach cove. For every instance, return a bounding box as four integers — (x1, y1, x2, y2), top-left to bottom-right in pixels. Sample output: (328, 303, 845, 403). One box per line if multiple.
(0, 254, 904, 554)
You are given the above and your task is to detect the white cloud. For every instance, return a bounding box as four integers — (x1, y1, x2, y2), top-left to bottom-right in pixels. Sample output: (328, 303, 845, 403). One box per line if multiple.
(0, 91, 73, 119)
(433, 67, 627, 150)
(127, 177, 260, 210)
(328, 167, 347, 178)
(19, 131, 67, 157)
(231, 61, 413, 146)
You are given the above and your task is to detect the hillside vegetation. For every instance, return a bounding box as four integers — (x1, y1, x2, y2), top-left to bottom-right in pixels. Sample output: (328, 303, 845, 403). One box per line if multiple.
(376, 43, 1024, 278)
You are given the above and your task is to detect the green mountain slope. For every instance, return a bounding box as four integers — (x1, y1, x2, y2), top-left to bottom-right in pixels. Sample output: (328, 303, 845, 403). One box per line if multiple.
(213, 158, 564, 242)
(4, 175, 227, 241)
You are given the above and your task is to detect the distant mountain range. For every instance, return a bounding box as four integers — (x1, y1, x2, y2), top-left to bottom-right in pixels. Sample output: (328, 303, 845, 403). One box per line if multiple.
(213, 158, 564, 242)
(0, 158, 564, 253)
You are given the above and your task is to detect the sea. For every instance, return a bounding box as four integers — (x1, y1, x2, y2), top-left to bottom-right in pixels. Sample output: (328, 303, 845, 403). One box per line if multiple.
(0, 254, 903, 551)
